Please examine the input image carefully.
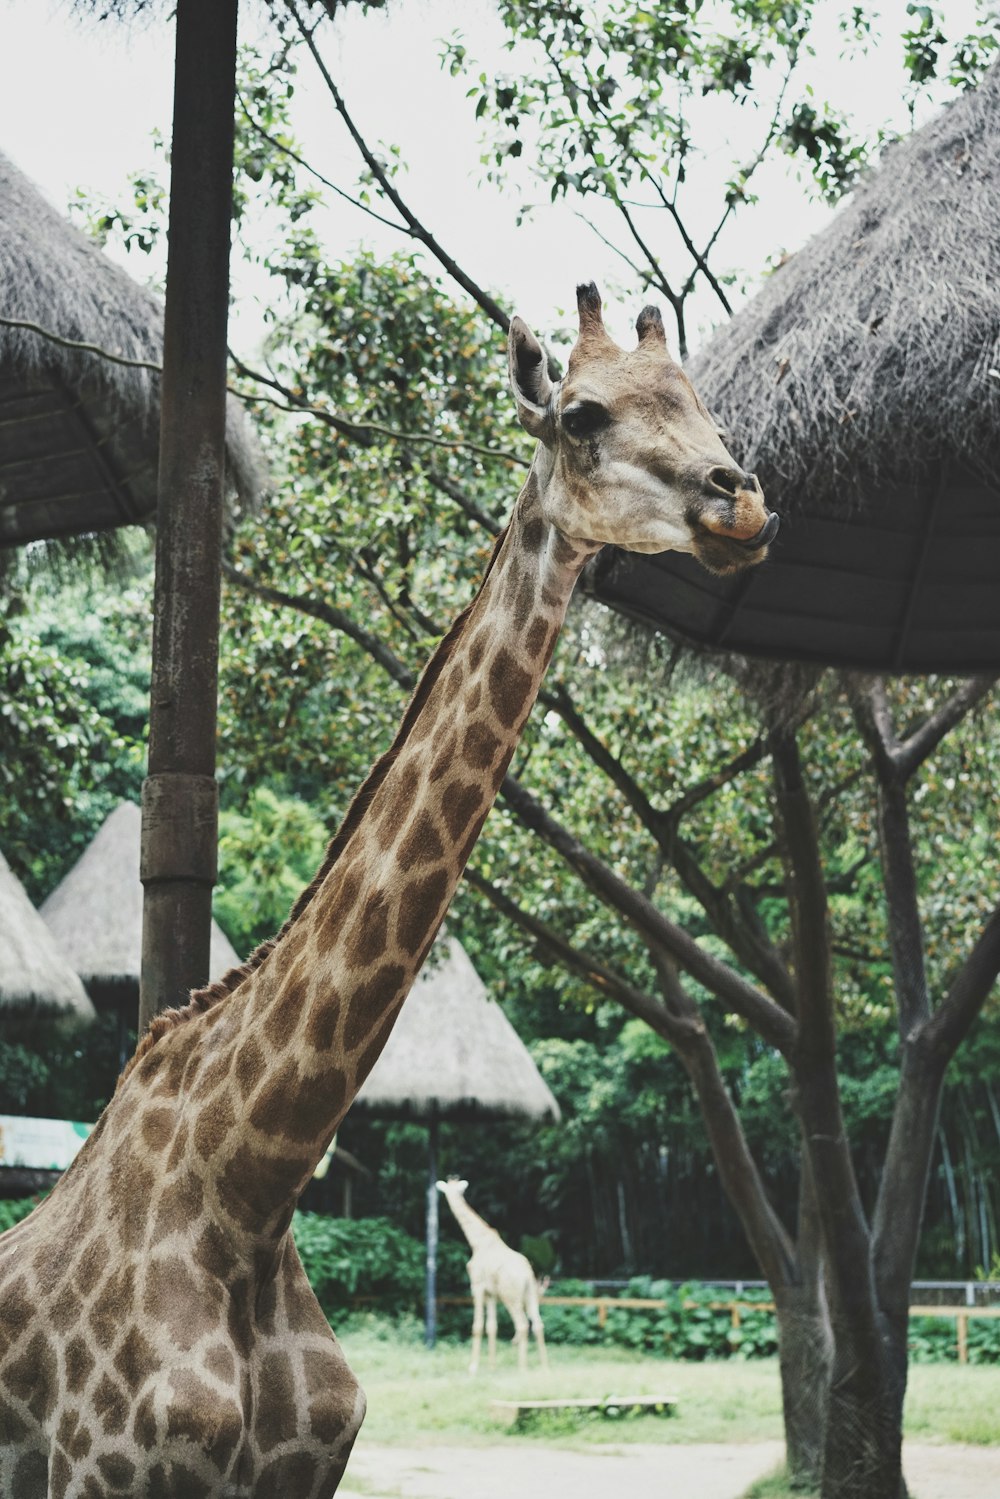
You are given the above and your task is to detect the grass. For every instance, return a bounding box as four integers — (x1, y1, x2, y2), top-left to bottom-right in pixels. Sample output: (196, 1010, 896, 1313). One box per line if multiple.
(337, 1318, 1000, 1453)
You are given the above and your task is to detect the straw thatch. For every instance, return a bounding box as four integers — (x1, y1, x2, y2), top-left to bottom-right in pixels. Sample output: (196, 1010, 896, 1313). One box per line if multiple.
(592, 65, 1000, 673)
(0, 150, 262, 548)
(39, 801, 240, 1007)
(354, 936, 561, 1123)
(0, 850, 95, 1020)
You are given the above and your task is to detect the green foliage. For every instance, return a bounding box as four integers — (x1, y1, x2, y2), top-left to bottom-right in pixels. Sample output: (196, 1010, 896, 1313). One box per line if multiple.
(0, 1199, 40, 1235)
(215, 787, 328, 953)
(292, 1212, 467, 1320)
(0, 1017, 128, 1124)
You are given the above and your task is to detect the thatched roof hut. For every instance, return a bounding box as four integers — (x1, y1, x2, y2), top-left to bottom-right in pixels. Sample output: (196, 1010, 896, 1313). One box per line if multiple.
(592, 65, 1000, 673)
(39, 801, 240, 1010)
(354, 936, 560, 1124)
(0, 850, 95, 1020)
(0, 150, 262, 547)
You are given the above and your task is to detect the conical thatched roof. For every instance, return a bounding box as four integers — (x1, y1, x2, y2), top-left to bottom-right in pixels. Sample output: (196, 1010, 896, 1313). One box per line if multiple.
(0, 150, 262, 547)
(39, 801, 240, 1004)
(0, 850, 95, 1020)
(592, 66, 1000, 673)
(354, 936, 561, 1123)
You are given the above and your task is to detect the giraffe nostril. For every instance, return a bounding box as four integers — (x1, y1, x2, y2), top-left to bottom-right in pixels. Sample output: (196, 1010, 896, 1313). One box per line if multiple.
(705, 466, 745, 498)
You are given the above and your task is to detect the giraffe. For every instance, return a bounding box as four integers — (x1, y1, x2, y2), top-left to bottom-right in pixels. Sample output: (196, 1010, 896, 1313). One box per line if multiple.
(0, 283, 776, 1498)
(436, 1178, 547, 1375)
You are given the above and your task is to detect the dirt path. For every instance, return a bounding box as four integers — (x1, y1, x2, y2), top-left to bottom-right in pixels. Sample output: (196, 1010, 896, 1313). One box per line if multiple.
(339, 1440, 1000, 1499)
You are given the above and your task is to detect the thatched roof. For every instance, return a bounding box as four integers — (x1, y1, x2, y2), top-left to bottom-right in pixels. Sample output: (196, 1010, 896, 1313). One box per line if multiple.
(0, 150, 262, 548)
(39, 801, 240, 1005)
(0, 850, 95, 1020)
(592, 66, 1000, 672)
(354, 936, 561, 1123)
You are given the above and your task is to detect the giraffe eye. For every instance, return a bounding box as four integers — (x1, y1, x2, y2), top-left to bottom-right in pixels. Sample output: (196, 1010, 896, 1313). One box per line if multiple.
(561, 401, 609, 439)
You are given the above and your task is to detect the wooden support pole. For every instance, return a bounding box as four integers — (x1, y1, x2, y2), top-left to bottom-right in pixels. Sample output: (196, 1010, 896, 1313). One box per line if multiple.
(139, 0, 238, 1034)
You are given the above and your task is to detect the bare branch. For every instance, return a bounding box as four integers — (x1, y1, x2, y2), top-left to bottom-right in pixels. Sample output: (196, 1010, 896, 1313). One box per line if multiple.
(923, 903, 1000, 1063)
(895, 675, 998, 781)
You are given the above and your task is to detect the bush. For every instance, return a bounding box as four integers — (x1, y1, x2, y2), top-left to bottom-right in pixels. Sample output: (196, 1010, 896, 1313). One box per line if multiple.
(0, 1198, 39, 1235)
(292, 1212, 468, 1322)
(538, 1278, 778, 1361)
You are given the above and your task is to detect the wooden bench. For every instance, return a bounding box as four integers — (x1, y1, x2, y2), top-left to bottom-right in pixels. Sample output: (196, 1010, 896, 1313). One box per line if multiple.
(491, 1394, 676, 1429)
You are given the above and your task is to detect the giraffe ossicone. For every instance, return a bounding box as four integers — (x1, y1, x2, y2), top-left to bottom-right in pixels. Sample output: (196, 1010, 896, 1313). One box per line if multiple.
(0, 284, 775, 1497)
(436, 1178, 547, 1374)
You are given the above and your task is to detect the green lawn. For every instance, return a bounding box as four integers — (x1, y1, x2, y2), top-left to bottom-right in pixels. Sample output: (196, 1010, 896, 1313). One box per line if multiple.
(338, 1319, 1000, 1451)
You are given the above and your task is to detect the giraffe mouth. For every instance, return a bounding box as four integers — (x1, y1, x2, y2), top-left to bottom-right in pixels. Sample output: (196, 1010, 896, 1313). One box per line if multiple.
(691, 511, 779, 575)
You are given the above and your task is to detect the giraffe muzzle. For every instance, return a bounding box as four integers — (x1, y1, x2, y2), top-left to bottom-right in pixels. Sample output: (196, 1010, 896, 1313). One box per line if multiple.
(734, 512, 780, 551)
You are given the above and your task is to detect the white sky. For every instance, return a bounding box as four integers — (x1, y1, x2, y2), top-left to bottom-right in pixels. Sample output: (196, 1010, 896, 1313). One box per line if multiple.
(0, 0, 986, 356)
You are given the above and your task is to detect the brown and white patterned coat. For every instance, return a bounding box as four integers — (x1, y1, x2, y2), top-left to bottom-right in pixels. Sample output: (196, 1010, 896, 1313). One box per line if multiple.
(0, 285, 776, 1498)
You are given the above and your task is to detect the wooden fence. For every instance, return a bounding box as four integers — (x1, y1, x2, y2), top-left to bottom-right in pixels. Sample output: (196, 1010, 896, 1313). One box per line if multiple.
(438, 1294, 1000, 1365)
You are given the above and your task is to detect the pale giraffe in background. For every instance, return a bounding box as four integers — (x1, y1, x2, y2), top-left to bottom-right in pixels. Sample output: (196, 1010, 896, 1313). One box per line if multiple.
(0, 284, 776, 1498)
(437, 1178, 548, 1374)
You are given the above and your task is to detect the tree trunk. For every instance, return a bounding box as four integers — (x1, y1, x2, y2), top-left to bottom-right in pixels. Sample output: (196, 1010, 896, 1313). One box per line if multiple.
(773, 1284, 832, 1490)
(821, 1307, 909, 1499)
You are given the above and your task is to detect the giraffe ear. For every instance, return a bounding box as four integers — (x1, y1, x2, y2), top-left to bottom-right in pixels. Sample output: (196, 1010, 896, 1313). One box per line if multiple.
(508, 316, 554, 439)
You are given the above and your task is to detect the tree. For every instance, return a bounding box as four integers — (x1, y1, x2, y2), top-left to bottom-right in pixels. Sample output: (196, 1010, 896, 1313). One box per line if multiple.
(35, 6, 1000, 1495)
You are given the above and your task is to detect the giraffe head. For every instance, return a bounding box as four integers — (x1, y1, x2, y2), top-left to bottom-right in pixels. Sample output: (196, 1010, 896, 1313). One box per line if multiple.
(508, 282, 778, 574)
(436, 1177, 469, 1198)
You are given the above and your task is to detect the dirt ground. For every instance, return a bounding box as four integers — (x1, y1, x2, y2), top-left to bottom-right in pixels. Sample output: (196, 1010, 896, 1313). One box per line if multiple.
(339, 1440, 1000, 1499)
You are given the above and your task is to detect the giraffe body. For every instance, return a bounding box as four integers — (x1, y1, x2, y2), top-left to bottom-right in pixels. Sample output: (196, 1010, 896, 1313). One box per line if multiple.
(437, 1179, 547, 1374)
(0, 285, 775, 1494)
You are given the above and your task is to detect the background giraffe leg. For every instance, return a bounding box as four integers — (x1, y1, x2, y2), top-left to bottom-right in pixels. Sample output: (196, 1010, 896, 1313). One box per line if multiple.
(531, 1310, 548, 1368)
(508, 1300, 529, 1372)
(486, 1294, 498, 1369)
(469, 1283, 485, 1375)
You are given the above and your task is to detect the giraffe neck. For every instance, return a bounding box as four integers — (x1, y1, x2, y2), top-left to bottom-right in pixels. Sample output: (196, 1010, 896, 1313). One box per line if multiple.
(442, 1192, 499, 1255)
(140, 467, 596, 1241)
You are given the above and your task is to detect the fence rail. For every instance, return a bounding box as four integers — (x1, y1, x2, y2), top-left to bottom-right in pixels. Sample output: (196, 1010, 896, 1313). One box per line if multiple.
(437, 1293, 1000, 1364)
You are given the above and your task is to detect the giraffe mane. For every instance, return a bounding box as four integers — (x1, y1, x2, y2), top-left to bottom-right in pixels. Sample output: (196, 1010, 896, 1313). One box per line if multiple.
(118, 524, 512, 1090)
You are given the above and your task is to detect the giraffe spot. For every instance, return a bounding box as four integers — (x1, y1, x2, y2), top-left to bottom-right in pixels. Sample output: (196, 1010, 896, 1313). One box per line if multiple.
(463, 721, 501, 770)
(525, 612, 549, 659)
(345, 888, 391, 968)
(468, 682, 482, 711)
(304, 988, 343, 1052)
(343, 964, 406, 1052)
(93, 1374, 128, 1436)
(459, 808, 492, 870)
(149, 1461, 211, 1499)
(305, 1347, 366, 1445)
(553, 531, 582, 566)
(353, 1000, 405, 1087)
(521, 515, 544, 552)
(167, 1367, 243, 1469)
(145, 1256, 222, 1351)
(89, 1263, 137, 1350)
(140, 1106, 177, 1152)
(133, 1388, 159, 1450)
(467, 628, 489, 672)
(74, 1237, 106, 1299)
(232, 1038, 264, 1100)
(249, 1059, 299, 1132)
(442, 782, 483, 841)
(193, 1222, 236, 1282)
(488, 648, 533, 729)
(153, 1168, 204, 1239)
(193, 1093, 236, 1160)
(11, 1451, 48, 1499)
(114, 1325, 157, 1395)
(226, 1277, 254, 1359)
(56, 1406, 92, 1460)
(397, 872, 448, 956)
(63, 1334, 95, 1394)
(217, 1150, 310, 1238)
(204, 1343, 236, 1384)
(31, 1238, 70, 1294)
(0, 1396, 30, 1443)
(315, 865, 365, 959)
(0, 1276, 35, 1342)
(266, 959, 309, 1051)
(50, 1282, 78, 1335)
(81, 1477, 105, 1499)
(108, 1159, 155, 1252)
(256, 1351, 298, 1452)
(2, 1332, 56, 1422)
(97, 1453, 136, 1490)
(256, 1452, 318, 1499)
(281, 1068, 346, 1145)
(513, 570, 536, 629)
(396, 811, 445, 872)
(153, 1045, 190, 1099)
(48, 1448, 71, 1499)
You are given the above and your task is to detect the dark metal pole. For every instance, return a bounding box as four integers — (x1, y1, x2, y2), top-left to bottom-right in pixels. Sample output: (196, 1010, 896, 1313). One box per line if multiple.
(139, 0, 238, 1034)
(425, 1116, 439, 1348)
